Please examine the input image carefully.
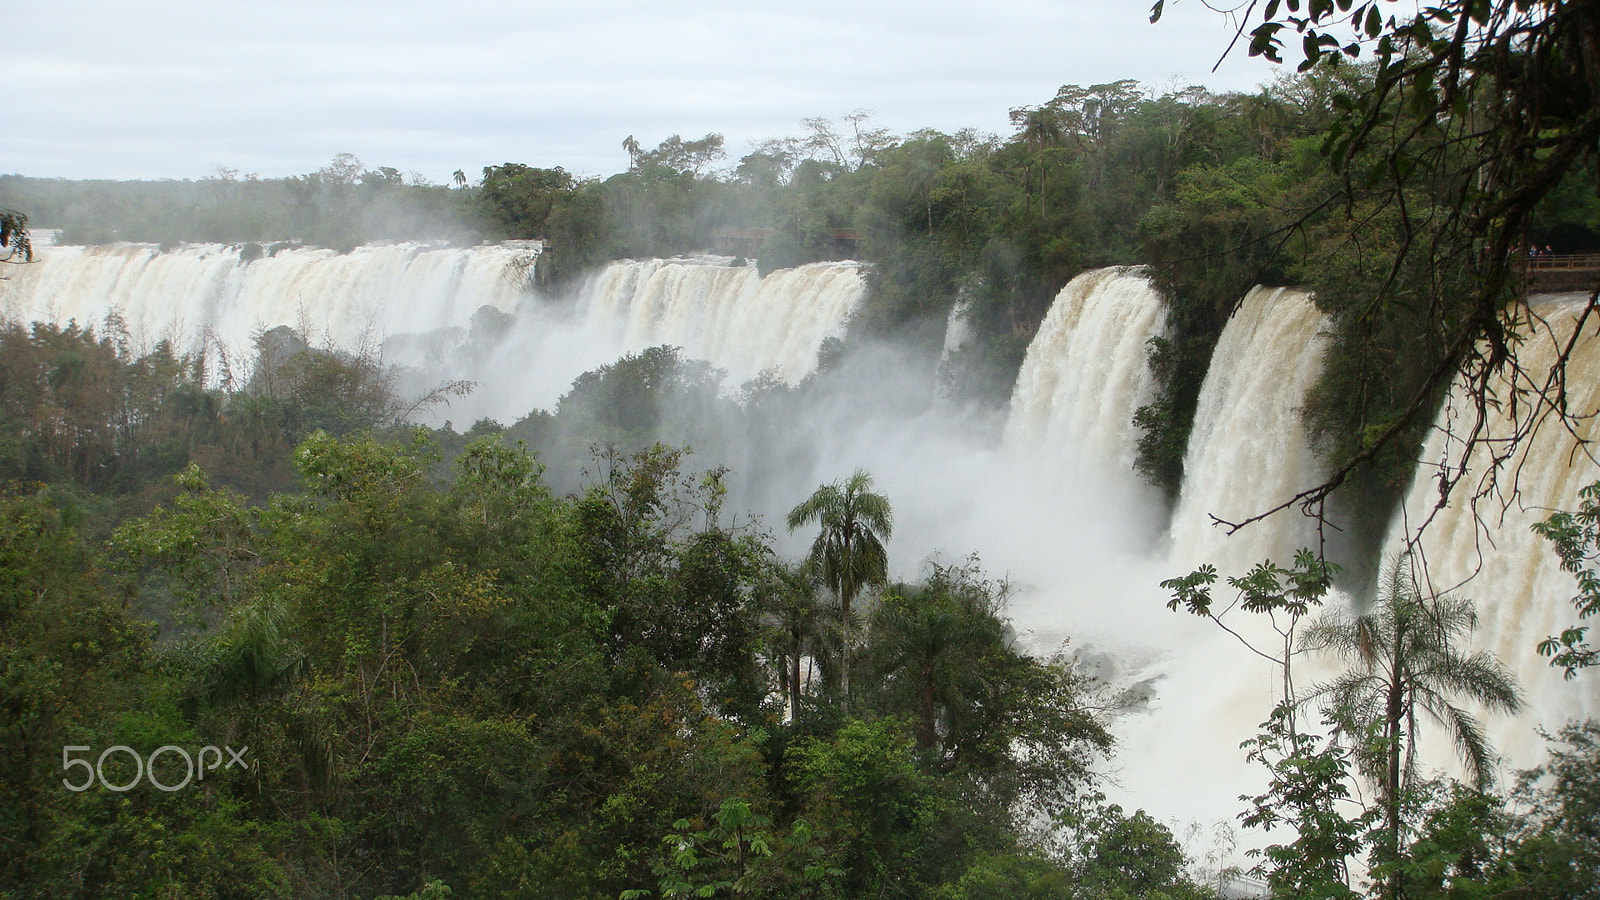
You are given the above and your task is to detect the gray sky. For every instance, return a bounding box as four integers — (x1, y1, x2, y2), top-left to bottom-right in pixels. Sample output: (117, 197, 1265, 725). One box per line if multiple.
(8, 0, 1282, 184)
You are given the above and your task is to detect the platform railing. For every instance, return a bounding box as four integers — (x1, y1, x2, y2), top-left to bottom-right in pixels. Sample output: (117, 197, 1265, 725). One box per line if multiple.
(1520, 253, 1600, 293)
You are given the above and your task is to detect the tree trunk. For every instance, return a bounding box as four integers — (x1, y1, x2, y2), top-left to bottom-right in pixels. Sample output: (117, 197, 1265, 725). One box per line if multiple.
(918, 662, 937, 750)
(840, 530, 853, 714)
(789, 627, 803, 719)
(1384, 634, 1406, 900)
(840, 599, 852, 715)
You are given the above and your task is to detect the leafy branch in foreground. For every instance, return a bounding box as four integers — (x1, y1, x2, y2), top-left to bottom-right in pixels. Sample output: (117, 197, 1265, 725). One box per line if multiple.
(1165, 548, 1362, 895)
(1238, 703, 1371, 899)
(1163, 547, 1339, 723)
(1533, 479, 1600, 677)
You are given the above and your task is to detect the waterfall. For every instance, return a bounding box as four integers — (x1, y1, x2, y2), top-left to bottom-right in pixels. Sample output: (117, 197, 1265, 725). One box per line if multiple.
(993, 280, 1332, 831)
(0, 245, 866, 423)
(1002, 267, 1169, 505)
(1384, 298, 1600, 767)
(1169, 286, 1330, 574)
(0, 241, 539, 363)
(941, 298, 975, 358)
(580, 257, 865, 385)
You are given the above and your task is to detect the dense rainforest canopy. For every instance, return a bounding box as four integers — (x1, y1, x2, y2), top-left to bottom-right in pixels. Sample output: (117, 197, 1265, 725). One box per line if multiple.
(0, 319, 1157, 898)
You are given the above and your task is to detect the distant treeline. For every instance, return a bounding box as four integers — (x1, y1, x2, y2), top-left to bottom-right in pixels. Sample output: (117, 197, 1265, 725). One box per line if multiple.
(0, 156, 471, 252)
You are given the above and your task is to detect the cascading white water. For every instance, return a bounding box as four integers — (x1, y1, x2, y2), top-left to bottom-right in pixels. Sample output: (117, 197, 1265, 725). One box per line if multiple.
(0, 241, 539, 364)
(987, 269, 1279, 831)
(417, 255, 868, 424)
(1002, 267, 1169, 508)
(0, 245, 865, 423)
(941, 298, 975, 359)
(1169, 286, 1330, 574)
(1384, 298, 1600, 769)
(579, 257, 865, 386)
(1037, 283, 1336, 834)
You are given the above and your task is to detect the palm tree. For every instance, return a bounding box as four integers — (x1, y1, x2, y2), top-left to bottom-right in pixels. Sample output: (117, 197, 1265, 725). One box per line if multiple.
(786, 469, 893, 709)
(765, 562, 834, 718)
(1008, 104, 1065, 217)
(1301, 556, 1522, 899)
(870, 576, 1002, 752)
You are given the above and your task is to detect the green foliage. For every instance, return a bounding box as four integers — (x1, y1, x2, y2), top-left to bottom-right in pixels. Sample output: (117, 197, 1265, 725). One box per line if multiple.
(1059, 796, 1210, 899)
(1532, 479, 1600, 676)
(787, 469, 893, 707)
(1327, 725, 1600, 899)
(1134, 150, 1308, 499)
(932, 851, 1074, 900)
(1163, 548, 1339, 711)
(788, 717, 939, 898)
(865, 560, 1112, 820)
(1401, 780, 1512, 898)
(1529, 164, 1600, 252)
(0, 489, 161, 893)
(575, 443, 774, 720)
(246, 326, 413, 437)
(624, 797, 842, 899)
(869, 564, 1005, 751)
(116, 465, 253, 585)
(554, 346, 726, 452)
(475, 163, 576, 239)
(0, 314, 451, 516)
(0, 319, 215, 493)
(595, 133, 733, 262)
(1173, 548, 1530, 900)
(1502, 721, 1600, 899)
(1129, 334, 1194, 499)
(536, 179, 609, 292)
(1237, 704, 1369, 899)
(786, 470, 893, 615)
(642, 798, 779, 898)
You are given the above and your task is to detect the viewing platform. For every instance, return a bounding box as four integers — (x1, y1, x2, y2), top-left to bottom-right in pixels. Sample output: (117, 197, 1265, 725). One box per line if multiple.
(1523, 253, 1600, 293)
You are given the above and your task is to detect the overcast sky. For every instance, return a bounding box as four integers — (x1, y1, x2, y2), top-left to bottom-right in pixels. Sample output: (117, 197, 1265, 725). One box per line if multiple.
(7, 0, 1284, 184)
